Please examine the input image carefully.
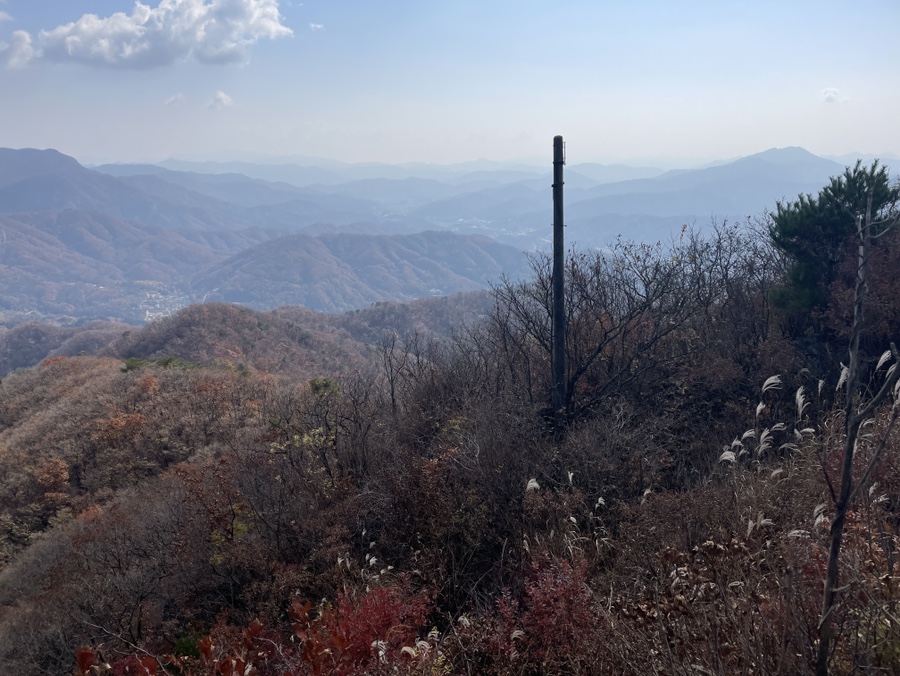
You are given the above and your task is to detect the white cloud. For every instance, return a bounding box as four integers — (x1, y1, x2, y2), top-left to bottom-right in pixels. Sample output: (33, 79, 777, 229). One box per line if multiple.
(822, 87, 844, 104)
(164, 92, 185, 106)
(308, 23, 324, 31)
(3, 0, 292, 69)
(0, 30, 36, 68)
(0, 11, 13, 23)
(209, 90, 233, 109)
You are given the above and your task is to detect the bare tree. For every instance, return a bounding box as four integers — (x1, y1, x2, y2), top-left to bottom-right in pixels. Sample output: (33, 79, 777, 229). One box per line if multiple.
(492, 227, 761, 423)
(816, 183, 900, 675)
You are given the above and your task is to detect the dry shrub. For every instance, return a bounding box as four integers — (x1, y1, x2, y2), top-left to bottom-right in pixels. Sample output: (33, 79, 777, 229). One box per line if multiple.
(497, 554, 596, 671)
(291, 581, 432, 674)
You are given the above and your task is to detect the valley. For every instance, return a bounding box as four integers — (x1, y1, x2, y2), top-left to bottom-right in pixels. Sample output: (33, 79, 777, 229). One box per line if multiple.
(0, 145, 881, 327)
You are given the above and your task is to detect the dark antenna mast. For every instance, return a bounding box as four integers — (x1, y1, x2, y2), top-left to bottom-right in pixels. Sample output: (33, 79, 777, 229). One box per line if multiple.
(551, 135, 566, 430)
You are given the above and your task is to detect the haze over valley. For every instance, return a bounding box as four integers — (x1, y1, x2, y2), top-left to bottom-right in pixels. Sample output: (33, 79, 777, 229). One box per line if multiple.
(2, 144, 892, 327)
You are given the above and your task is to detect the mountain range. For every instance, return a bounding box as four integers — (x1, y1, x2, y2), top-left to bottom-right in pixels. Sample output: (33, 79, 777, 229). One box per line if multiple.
(0, 145, 891, 326)
(145, 147, 872, 246)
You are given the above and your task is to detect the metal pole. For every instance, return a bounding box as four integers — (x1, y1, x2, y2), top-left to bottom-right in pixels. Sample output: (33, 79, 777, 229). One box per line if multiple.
(551, 135, 566, 426)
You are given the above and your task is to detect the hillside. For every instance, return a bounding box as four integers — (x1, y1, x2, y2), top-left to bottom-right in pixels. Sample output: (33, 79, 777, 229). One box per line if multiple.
(0, 223, 524, 323)
(0, 292, 496, 377)
(2, 206, 899, 672)
(0, 149, 539, 323)
(0, 210, 271, 323)
(0, 320, 131, 375)
(191, 231, 528, 312)
(105, 302, 373, 378)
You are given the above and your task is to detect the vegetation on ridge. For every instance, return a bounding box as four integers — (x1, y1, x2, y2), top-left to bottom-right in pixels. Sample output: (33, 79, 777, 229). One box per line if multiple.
(0, 163, 899, 674)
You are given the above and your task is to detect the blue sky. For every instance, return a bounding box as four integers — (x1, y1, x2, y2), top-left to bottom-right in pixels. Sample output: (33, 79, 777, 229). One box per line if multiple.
(1, 0, 898, 166)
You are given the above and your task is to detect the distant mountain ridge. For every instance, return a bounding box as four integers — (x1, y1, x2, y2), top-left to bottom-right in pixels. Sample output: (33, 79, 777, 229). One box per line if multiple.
(0, 150, 382, 231)
(0, 147, 535, 323)
(0, 145, 887, 325)
(139, 146, 875, 247)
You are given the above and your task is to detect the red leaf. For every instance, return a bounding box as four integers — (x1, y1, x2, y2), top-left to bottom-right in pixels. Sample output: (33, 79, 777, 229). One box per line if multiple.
(139, 655, 158, 675)
(243, 618, 264, 647)
(75, 646, 95, 672)
(198, 636, 213, 663)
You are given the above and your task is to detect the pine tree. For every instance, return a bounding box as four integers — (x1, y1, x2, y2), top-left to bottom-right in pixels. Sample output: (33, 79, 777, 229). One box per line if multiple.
(769, 160, 898, 338)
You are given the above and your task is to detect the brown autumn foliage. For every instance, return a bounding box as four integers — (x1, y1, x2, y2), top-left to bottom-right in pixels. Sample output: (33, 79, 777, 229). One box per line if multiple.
(0, 320, 132, 375)
(0, 294, 492, 378)
(1, 222, 899, 674)
(824, 226, 900, 348)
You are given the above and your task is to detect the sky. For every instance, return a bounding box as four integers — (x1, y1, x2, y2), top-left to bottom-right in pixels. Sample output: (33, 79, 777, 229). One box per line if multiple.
(0, 0, 898, 167)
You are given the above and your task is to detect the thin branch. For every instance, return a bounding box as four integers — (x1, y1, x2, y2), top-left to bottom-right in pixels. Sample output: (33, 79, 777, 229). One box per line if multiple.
(84, 622, 173, 676)
(848, 398, 900, 506)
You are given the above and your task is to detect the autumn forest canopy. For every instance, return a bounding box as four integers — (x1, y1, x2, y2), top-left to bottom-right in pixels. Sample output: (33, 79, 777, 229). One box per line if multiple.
(2, 160, 900, 674)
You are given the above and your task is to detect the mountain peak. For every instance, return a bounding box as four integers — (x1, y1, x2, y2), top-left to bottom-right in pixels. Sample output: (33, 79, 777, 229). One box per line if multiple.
(745, 146, 824, 165)
(0, 147, 85, 189)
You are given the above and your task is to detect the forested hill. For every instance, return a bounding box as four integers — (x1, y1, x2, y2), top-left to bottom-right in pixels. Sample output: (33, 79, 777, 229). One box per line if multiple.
(0, 293, 495, 376)
(191, 231, 525, 312)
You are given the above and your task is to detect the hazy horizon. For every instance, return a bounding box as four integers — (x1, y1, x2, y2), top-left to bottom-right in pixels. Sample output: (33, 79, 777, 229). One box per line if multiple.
(2, 1, 899, 167)
(8, 145, 900, 176)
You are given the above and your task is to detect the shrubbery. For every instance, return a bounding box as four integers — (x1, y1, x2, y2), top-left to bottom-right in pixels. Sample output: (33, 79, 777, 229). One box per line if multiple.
(2, 168, 900, 673)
